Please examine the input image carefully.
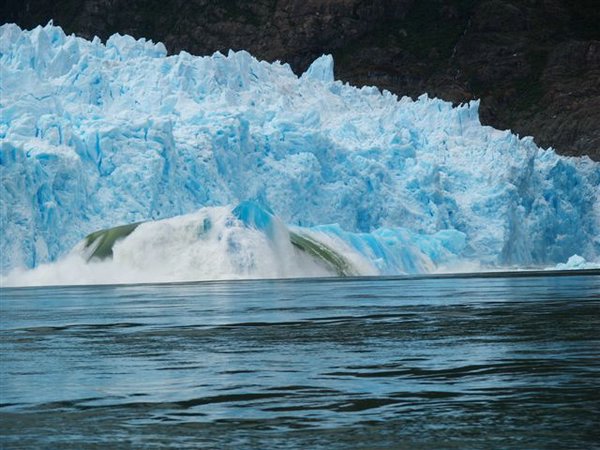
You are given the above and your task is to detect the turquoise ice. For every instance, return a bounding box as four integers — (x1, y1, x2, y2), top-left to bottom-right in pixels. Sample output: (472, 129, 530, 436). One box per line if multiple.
(1, 23, 599, 276)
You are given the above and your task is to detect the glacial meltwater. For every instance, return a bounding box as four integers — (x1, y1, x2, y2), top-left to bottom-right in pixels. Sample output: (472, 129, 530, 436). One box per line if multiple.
(1, 271, 599, 449)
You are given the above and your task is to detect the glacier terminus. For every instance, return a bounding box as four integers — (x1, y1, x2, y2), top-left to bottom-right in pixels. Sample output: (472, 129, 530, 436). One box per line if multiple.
(1, 23, 599, 285)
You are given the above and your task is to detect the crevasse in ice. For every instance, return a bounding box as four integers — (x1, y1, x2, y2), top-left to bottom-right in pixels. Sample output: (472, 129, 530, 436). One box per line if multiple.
(1, 23, 599, 278)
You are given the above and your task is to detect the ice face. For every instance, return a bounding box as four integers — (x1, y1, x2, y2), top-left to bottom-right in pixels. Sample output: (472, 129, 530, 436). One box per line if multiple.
(1, 23, 599, 275)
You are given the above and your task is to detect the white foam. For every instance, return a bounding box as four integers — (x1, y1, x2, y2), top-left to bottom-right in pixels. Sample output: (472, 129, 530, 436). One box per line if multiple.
(1, 207, 338, 286)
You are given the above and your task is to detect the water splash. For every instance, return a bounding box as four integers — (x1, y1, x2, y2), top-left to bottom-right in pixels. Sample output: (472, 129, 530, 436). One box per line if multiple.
(3, 202, 470, 286)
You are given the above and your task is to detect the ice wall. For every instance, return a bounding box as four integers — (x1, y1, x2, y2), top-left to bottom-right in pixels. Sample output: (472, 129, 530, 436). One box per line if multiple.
(1, 23, 599, 274)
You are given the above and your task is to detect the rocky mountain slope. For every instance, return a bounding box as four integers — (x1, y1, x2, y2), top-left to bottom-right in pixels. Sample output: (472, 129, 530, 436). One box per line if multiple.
(4, 0, 599, 159)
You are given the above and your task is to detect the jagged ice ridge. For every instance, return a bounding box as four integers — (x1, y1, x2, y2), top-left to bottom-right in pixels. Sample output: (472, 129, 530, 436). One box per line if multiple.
(1, 23, 599, 280)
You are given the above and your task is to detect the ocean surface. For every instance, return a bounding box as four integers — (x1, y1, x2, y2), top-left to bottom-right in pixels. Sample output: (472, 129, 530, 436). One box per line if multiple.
(1, 271, 599, 449)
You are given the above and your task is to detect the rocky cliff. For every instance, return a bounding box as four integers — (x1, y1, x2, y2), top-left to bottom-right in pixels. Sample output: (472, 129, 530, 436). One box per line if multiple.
(4, 0, 599, 159)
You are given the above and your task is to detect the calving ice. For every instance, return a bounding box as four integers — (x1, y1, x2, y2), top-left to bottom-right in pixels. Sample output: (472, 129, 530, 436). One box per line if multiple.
(6, 201, 468, 285)
(1, 23, 599, 284)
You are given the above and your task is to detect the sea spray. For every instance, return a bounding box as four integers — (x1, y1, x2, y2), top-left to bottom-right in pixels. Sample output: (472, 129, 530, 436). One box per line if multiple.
(2, 203, 466, 286)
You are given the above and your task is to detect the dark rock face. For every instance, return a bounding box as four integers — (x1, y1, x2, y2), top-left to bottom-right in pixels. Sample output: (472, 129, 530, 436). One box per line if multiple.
(4, 0, 599, 159)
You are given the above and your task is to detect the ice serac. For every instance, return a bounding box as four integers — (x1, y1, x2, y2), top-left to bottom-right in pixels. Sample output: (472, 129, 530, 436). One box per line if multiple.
(301, 54, 334, 83)
(1, 23, 600, 277)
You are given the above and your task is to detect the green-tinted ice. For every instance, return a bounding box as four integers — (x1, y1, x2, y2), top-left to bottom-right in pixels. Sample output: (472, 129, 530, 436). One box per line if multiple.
(289, 231, 356, 277)
(84, 222, 142, 260)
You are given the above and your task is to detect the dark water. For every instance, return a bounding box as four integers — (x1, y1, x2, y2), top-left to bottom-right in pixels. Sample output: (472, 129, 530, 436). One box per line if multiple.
(1, 272, 599, 449)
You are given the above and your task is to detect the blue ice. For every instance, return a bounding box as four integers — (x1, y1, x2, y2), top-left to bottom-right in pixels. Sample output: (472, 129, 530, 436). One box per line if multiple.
(1, 23, 599, 274)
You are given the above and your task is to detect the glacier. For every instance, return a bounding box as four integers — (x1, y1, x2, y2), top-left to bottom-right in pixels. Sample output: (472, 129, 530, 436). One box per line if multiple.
(1, 23, 599, 284)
